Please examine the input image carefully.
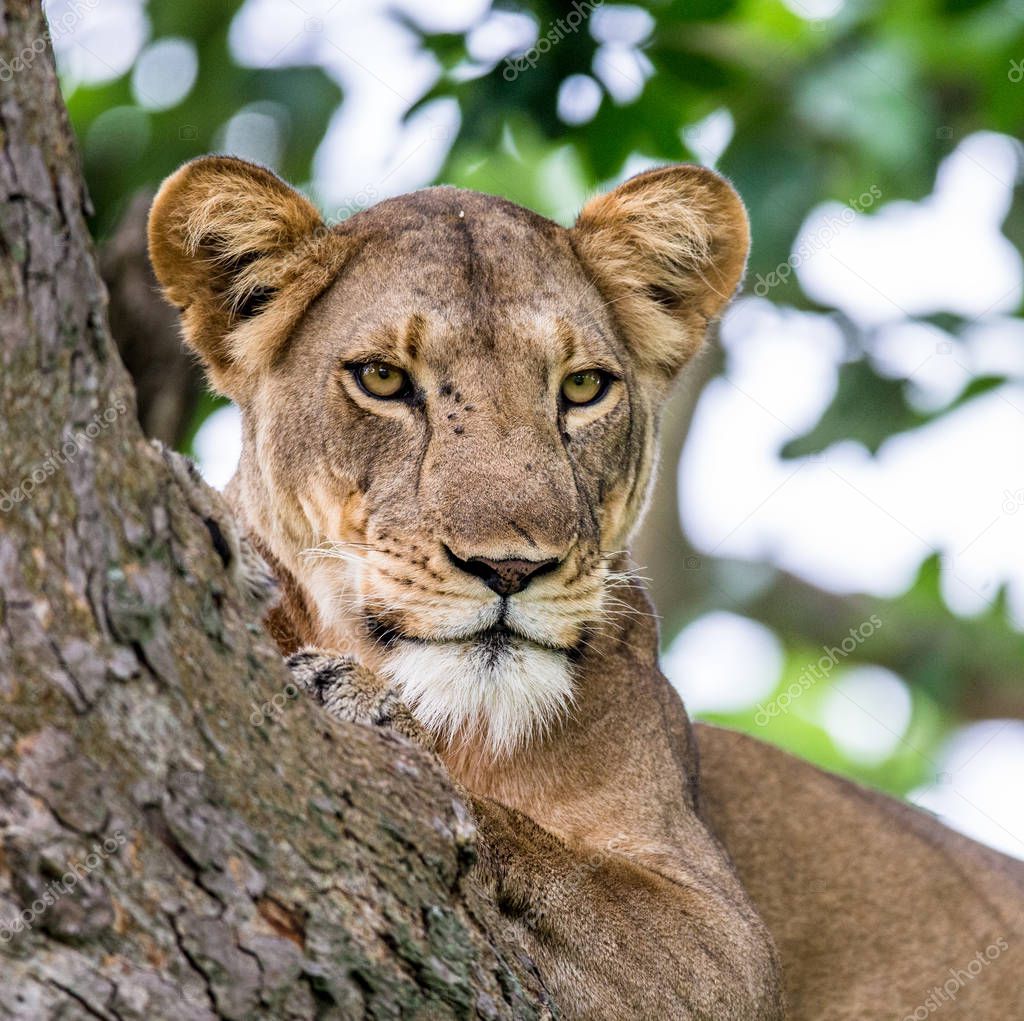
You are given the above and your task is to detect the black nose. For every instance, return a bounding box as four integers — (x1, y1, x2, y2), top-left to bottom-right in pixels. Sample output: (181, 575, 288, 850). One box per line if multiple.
(444, 547, 559, 597)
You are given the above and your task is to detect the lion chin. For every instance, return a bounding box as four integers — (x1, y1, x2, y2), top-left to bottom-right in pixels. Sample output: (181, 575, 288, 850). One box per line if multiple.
(378, 631, 575, 759)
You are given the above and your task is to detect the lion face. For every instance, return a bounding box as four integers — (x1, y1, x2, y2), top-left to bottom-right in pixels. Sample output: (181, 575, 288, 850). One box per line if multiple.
(149, 158, 749, 755)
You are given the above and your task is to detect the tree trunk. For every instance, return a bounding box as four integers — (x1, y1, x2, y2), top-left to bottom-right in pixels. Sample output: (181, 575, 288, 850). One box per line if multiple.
(0, 3, 552, 1018)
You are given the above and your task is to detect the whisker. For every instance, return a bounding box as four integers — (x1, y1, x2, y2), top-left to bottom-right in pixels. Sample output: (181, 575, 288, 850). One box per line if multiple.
(300, 545, 364, 565)
(601, 596, 661, 621)
(604, 570, 653, 587)
(316, 539, 382, 551)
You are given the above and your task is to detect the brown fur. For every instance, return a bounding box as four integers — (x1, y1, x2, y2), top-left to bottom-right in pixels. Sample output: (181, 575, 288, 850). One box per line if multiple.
(698, 724, 1023, 1019)
(150, 156, 1024, 1019)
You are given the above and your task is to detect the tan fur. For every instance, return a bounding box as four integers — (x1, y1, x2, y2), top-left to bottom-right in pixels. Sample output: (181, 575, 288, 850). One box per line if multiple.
(148, 156, 350, 396)
(698, 725, 1023, 1020)
(150, 156, 1024, 1019)
(573, 163, 749, 378)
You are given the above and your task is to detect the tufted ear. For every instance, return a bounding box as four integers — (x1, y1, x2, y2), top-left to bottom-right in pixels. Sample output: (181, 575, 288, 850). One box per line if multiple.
(571, 164, 749, 379)
(148, 155, 349, 398)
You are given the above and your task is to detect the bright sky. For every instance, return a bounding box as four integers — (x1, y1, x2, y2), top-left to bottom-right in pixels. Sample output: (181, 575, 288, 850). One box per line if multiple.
(50, 0, 1024, 858)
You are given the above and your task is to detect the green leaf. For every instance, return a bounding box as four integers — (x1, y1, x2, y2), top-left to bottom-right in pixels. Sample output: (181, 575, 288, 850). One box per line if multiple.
(782, 360, 1008, 459)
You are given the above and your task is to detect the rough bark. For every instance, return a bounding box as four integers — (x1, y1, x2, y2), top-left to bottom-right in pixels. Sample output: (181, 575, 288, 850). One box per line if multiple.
(0, 3, 553, 1018)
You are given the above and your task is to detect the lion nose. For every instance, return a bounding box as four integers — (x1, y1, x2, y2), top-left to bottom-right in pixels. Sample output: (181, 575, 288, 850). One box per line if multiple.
(444, 548, 560, 597)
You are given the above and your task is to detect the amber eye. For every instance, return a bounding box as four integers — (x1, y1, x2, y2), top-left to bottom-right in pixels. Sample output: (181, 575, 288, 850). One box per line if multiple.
(352, 362, 411, 399)
(561, 369, 610, 406)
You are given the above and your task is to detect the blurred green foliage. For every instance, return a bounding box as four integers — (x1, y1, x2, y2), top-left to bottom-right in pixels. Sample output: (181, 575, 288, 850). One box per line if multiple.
(66, 3, 340, 235)
(61, 0, 1024, 799)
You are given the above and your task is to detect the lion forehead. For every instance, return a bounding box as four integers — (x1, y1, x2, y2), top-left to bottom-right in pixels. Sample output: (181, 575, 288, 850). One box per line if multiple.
(331, 186, 596, 309)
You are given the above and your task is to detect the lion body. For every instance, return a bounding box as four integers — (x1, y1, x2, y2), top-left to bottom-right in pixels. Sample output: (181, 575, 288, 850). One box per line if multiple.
(700, 725, 1023, 1018)
(150, 156, 1024, 1019)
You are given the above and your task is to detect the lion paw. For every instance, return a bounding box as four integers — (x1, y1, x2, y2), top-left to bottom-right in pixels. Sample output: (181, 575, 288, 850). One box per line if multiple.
(287, 649, 429, 745)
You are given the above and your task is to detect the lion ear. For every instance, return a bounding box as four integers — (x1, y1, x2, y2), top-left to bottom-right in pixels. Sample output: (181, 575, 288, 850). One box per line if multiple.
(147, 156, 347, 398)
(571, 164, 749, 379)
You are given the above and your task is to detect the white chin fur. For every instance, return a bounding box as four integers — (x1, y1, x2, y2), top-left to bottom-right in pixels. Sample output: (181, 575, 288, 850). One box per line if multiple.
(380, 637, 575, 758)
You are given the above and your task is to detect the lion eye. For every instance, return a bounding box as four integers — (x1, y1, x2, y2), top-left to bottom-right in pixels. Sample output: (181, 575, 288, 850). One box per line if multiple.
(353, 362, 410, 399)
(561, 369, 609, 406)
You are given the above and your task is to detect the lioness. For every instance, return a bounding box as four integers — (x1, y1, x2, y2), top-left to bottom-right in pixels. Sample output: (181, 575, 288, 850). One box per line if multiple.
(149, 156, 1024, 1020)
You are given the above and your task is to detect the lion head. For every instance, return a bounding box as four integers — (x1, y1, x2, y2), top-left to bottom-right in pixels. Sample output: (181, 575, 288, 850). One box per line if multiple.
(148, 156, 749, 755)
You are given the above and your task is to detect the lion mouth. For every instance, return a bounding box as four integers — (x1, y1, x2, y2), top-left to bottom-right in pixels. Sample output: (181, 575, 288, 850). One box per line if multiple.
(475, 623, 513, 644)
(364, 613, 568, 656)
